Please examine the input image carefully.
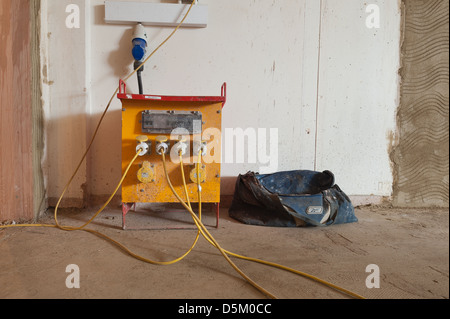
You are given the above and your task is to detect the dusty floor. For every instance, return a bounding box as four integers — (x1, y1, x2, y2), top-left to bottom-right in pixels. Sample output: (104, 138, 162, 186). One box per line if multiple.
(0, 204, 448, 300)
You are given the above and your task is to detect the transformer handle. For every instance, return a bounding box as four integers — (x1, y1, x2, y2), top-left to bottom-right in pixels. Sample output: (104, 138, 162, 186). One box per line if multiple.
(221, 82, 227, 108)
(119, 79, 127, 94)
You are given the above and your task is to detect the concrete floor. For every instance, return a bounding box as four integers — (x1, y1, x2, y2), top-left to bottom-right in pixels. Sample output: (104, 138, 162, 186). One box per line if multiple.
(0, 204, 448, 300)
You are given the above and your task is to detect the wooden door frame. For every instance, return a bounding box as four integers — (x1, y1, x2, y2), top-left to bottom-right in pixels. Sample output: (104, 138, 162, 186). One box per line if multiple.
(0, 0, 45, 223)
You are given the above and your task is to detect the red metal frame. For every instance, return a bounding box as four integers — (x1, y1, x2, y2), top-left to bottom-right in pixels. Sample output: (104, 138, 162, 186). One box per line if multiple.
(122, 202, 135, 230)
(122, 202, 220, 230)
(118, 80, 227, 108)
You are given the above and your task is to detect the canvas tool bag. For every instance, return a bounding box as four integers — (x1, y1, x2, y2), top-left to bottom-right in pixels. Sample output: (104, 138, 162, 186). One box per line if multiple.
(228, 170, 358, 227)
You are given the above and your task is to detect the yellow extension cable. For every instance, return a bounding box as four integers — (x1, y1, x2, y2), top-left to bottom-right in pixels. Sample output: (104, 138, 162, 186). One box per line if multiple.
(0, 0, 366, 299)
(0, 0, 202, 268)
(169, 153, 365, 300)
(52, 0, 197, 231)
(166, 152, 278, 299)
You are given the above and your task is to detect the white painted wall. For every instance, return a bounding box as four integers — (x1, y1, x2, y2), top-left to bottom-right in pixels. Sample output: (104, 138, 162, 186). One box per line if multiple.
(41, 0, 89, 206)
(41, 0, 401, 206)
(315, 0, 401, 197)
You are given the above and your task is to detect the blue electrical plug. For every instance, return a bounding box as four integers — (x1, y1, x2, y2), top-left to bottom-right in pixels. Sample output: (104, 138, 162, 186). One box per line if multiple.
(132, 23, 148, 62)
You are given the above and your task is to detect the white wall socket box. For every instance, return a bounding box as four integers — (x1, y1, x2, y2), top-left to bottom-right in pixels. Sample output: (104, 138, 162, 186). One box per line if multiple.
(105, 1, 208, 28)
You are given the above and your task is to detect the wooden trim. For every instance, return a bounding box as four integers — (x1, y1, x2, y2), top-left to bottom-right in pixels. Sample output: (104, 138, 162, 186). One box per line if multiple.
(31, 0, 46, 220)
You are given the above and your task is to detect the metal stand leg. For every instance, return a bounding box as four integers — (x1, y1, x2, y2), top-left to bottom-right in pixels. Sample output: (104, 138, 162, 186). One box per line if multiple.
(122, 202, 219, 230)
(215, 203, 220, 228)
(122, 202, 135, 230)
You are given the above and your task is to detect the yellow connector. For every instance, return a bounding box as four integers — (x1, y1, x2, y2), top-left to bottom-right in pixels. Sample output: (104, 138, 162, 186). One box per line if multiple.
(137, 161, 155, 184)
(136, 135, 150, 156)
(155, 136, 169, 155)
(136, 135, 149, 143)
(190, 164, 206, 184)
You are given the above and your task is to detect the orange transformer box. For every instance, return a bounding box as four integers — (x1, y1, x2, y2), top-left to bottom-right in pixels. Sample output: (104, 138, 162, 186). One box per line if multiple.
(117, 80, 226, 230)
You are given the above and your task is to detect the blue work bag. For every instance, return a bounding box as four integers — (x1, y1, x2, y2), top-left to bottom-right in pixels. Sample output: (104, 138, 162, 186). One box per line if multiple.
(228, 170, 358, 227)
